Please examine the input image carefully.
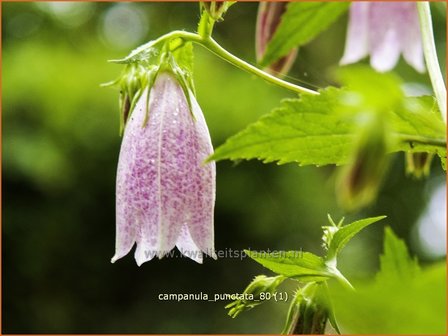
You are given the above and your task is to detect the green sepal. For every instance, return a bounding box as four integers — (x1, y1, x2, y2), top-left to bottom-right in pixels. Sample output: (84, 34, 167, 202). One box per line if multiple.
(225, 274, 285, 318)
(105, 37, 196, 134)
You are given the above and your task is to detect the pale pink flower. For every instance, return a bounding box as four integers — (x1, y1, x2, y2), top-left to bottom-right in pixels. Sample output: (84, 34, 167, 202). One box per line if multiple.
(112, 72, 216, 266)
(340, 2, 425, 73)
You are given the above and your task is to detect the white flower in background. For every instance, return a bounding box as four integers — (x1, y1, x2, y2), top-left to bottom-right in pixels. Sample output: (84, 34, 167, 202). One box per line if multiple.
(340, 2, 425, 73)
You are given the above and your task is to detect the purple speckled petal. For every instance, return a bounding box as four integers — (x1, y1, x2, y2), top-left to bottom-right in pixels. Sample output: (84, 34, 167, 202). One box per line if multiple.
(340, 2, 370, 65)
(112, 72, 216, 265)
(185, 92, 217, 260)
(369, 2, 401, 72)
(176, 225, 203, 264)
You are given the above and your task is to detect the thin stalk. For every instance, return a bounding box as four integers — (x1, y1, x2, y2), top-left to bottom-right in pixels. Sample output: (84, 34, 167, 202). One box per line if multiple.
(331, 268, 354, 291)
(118, 31, 319, 96)
(417, 2, 446, 123)
(201, 36, 318, 95)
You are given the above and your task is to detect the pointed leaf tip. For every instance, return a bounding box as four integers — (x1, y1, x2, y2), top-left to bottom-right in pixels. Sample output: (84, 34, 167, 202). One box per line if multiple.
(326, 215, 386, 262)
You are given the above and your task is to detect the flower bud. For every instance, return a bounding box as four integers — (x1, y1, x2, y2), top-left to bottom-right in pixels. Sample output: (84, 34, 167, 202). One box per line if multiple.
(337, 113, 390, 211)
(256, 2, 298, 77)
(225, 275, 285, 318)
(282, 283, 330, 335)
(112, 71, 216, 266)
(200, 1, 233, 21)
(405, 152, 434, 179)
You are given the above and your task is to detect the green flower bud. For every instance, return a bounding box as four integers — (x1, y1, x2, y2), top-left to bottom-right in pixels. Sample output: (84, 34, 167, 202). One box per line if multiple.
(405, 152, 434, 179)
(337, 113, 390, 211)
(200, 1, 233, 21)
(282, 283, 331, 335)
(225, 275, 285, 318)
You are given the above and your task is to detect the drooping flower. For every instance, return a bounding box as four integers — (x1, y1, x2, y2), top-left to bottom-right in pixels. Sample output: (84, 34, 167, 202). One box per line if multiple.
(256, 2, 298, 77)
(340, 2, 425, 73)
(112, 71, 216, 265)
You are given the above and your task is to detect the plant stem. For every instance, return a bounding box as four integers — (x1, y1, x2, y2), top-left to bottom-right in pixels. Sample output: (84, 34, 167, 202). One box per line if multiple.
(198, 10, 215, 39)
(417, 2, 446, 123)
(201, 36, 319, 95)
(331, 267, 354, 291)
(120, 31, 319, 96)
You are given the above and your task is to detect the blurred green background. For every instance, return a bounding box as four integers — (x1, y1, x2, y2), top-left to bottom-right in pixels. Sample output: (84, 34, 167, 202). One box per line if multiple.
(2, 2, 446, 333)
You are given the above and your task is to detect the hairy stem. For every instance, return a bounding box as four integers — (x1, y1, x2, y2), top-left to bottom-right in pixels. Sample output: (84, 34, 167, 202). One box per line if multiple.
(417, 2, 446, 123)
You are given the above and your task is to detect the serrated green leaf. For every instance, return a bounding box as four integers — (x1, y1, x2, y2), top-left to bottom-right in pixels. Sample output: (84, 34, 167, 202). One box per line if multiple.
(209, 88, 446, 166)
(209, 88, 356, 166)
(376, 227, 420, 283)
(261, 2, 349, 67)
(245, 250, 331, 282)
(391, 96, 446, 155)
(326, 216, 386, 262)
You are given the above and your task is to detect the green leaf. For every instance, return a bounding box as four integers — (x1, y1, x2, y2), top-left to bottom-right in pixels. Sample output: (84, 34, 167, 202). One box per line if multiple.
(391, 96, 446, 155)
(329, 229, 445, 334)
(209, 87, 356, 166)
(330, 263, 446, 334)
(209, 85, 446, 166)
(245, 250, 332, 282)
(377, 227, 420, 283)
(326, 216, 386, 261)
(261, 2, 349, 67)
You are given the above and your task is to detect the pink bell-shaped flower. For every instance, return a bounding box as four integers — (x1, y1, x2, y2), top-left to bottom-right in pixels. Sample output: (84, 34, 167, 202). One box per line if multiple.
(340, 2, 425, 73)
(112, 72, 216, 265)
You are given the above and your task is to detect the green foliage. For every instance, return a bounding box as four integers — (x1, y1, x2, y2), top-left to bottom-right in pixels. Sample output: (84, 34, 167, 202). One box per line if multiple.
(260, 2, 349, 67)
(225, 275, 285, 318)
(335, 66, 404, 111)
(326, 216, 386, 262)
(282, 283, 331, 334)
(245, 215, 385, 285)
(171, 41, 195, 74)
(245, 250, 332, 282)
(210, 68, 447, 166)
(209, 88, 354, 166)
(377, 227, 420, 282)
(330, 228, 446, 334)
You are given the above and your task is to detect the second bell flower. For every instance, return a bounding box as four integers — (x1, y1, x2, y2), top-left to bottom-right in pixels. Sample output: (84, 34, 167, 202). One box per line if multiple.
(340, 2, 425, 73)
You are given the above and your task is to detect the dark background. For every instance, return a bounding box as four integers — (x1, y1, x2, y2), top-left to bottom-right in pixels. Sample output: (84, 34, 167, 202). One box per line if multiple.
(2, 2, 446, 333)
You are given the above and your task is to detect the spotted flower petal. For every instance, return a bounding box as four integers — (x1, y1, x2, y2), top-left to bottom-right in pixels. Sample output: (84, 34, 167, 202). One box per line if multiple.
(112, 72, 216, 265)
